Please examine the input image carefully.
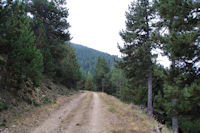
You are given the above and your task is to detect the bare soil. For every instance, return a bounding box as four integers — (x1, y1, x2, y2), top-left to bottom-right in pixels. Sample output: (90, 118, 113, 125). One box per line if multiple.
(1, 92, 170, 133)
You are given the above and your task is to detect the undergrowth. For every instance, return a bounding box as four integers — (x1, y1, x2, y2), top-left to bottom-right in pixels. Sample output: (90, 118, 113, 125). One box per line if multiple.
(0, 77, 76, 129)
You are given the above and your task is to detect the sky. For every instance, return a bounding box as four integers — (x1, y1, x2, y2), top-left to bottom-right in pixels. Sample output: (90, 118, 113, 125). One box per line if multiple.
(67, 0, 171, 68)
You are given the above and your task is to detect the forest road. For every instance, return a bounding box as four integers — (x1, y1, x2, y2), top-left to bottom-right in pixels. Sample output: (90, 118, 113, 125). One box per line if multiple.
(3, 91, 169, 133)
(31, 91, 106, 133)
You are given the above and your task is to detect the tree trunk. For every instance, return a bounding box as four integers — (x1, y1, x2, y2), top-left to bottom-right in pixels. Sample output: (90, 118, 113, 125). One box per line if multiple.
(172, 114, 178, 133)
(172, 98, 178, 133)
(102, 80, 104, 92)
(116, 78, 122, 98)
(4, 55, 9, 89)
(147, 69, 153, 117)
(171, 60, 178, 133)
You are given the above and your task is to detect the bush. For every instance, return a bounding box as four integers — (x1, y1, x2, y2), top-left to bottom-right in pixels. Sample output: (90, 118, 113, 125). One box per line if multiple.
(0, 100, 9, 111)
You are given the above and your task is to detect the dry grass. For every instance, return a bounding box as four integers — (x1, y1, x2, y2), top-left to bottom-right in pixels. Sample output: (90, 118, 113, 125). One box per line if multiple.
(99, 93, 171, 133)
(0, 77, 81, 132)
(10, 93, 82, 133)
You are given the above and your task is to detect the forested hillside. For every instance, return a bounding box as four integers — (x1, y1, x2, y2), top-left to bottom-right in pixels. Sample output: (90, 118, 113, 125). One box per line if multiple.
(0, 0, 199, 133)
(71, 43, 119, 74)
(0, 0, 82, 116)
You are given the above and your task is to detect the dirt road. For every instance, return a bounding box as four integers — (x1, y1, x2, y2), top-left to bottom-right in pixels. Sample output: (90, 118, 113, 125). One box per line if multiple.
(2, 92, 170, 133)
(30, 92, 105, 133)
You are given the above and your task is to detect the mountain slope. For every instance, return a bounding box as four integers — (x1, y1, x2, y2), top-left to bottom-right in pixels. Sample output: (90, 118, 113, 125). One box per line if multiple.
(71, 43, 120, 74)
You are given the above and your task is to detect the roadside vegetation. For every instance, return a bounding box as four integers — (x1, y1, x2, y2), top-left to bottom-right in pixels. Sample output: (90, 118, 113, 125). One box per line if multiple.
(0, 0, 82, 129)
(100, 93, 170, 133)
(0, 0, 199, 133)
(84, 1, 200, 132)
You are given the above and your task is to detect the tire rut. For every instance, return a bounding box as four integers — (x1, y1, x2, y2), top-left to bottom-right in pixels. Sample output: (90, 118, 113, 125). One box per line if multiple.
(31, 93, 87, 133)
(57, 92, 105, 133)
(59, 92, 93, 133)
(88, 92, 104, 133)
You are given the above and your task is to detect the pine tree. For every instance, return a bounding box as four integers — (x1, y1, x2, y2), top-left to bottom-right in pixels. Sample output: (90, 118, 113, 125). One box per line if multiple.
(84, 72, 93, 91)
(110, 67, 127, 97)
(1, 1, 43, 88)
(27, 0, 71, 45)
(0, 0, 15, 54)
(154, 0, 200, 132)
(35, 24, 54, 75)
(54, 43, 81, 88)
(93, 57, 110, 92)
(118, 0, 154, 117)
(26, 0, 71, 78)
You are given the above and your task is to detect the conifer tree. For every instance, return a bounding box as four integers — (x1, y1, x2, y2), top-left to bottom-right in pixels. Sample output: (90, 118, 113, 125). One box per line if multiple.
(110, 67, 126, 97)
(55, 44, 81, 88)
(1, 1, 43, 88)
(118, 0, 154, 117)
(27, 0, 71, 45)
(85, 72, 93, 91)
(26, 0, 71, 76)
(93, 57, 110, 92)
(35, 24, 54, 75)
(154, 0, 200, 132)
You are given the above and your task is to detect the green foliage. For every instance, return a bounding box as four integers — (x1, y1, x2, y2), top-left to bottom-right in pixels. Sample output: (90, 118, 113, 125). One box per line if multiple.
(26, 0, 82, 89)
(178, 79, 200, 132)
(0, 1, 13, 54)
(35, 24, 55, 75)
(42, 96, 56, 105)
(119, 0, 199, 131)
(102, 73, 113, 94)
(92, 56, 115, 95)
(76, 69, 86, 90)
(118, 0, 154, 105)
(93, 57, 111, 92)
(0, 99, 9, 111)
(0, 0, 199, 132)
(0, 0, 81, 109)
(27, 0, 72, 77)
(9, 42, 43, 87)
(84, 72, 93, 91)
(0, 119, 7, 127)
(0, 1, 43, 88)
(120, 85, 135, 103)
(27, 0, 71, 44)
(54, 44, 82, 89)
(110, 67, 127, 97)
(71, 43, 119, 74)
(154, 0, 200, 132)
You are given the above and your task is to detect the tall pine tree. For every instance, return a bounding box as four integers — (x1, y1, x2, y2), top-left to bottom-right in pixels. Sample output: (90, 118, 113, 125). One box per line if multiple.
(27, 0, 71, 44)
(0, 0, 43, 88)
(26, 0, 71, 75)
(54, 43, 81, 88)
(118, 0, 155, 117)
(154, 0, 200, 132)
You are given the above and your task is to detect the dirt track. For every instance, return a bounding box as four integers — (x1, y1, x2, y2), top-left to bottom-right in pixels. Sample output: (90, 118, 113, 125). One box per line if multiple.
(32, 92, 106, 133)
(2, 91, 170, 133)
